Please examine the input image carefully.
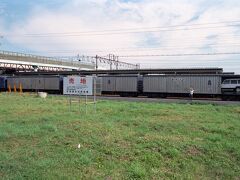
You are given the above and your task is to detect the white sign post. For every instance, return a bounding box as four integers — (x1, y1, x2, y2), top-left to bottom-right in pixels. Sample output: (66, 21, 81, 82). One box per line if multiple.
(63, 76, 96, 113)
(63, 76, 93, 96)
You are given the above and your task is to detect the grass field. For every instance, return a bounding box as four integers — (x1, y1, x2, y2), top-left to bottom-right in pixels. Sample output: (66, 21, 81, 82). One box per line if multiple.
(0, 93, 240, 179)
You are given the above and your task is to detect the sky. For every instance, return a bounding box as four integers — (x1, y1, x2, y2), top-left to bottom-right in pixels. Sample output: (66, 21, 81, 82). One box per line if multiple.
(0, 0, 240, 73)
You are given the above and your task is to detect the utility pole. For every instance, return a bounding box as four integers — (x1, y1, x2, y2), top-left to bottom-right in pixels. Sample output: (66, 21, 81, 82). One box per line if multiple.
(93, 54, 137, 70)
(136, 63, 140, 69)
(109, 54, 113, 70)
(95, 55, 98, 70)
(0, 35, 3, 48)
(116, 56, 119, 70)
(108, 54, 120, 70)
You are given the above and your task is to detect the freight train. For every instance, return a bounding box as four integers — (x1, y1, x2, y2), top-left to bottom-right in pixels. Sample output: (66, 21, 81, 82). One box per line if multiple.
(0, 75, 239, 100)
(0, 76, 63, 93)
(100, 75, 240, 100)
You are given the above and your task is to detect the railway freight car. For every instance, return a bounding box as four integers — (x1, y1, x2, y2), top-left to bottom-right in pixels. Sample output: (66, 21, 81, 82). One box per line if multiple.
(7, 76, 63, 93)
(0, 76, 7, 91)
(143, 75, 222, 98)
(101, 75, 143, 97)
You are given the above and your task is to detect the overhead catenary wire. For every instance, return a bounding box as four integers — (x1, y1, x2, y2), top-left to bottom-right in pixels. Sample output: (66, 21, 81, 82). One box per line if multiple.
(118, 52, 240, 58)
(9, 36, 240, 54)
(29, 43, 240, 54)
(3, 20, 240, 58)
(10, 33, 240, 44)
(6, 25, 239, 37)
(50, 52, 240, 59)
(23, 42, 240, 56)
(3, 20, 240, 37)
(2, 19, 240, 66)
(13, 20, 240, 35)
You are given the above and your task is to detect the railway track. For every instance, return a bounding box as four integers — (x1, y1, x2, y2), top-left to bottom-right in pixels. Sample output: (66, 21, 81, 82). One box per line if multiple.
(53, 94, 240, 105)
(97, 96, 240, 105)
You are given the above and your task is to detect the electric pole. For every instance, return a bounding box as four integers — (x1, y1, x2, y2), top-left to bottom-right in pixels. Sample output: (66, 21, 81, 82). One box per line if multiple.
(95, 55, 98, 70)
(0, 35, 3, 48)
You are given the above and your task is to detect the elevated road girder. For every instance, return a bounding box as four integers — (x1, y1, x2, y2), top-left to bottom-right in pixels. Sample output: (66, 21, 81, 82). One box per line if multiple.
(15, 68, 224, 76)
(0, 59, 75, 72)
(0, 50, 95, 71)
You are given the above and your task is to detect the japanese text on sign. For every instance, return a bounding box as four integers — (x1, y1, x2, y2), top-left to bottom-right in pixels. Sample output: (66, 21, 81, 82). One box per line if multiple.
(63, 76, 93, 95)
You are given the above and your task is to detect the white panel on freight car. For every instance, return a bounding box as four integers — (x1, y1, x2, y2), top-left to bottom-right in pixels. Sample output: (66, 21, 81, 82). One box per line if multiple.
(63, 76, 93, 95)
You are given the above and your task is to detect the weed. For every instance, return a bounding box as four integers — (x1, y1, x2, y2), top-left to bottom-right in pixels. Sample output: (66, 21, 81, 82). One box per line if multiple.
(0, 94, 240, 179)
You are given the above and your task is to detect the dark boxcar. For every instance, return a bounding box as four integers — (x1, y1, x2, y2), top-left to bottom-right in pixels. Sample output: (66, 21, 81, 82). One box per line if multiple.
(7, 76, 62, 93)
(0, 76, 7, 90)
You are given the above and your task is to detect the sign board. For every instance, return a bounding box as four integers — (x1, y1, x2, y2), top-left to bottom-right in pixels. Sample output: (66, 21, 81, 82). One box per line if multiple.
(63, 76, 93, 95)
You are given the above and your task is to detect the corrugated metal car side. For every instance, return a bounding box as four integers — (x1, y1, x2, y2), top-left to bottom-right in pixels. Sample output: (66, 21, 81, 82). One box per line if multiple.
(101, 76, 116, 92)
(166, 76, 190, 93)
(31, 77, 45, 90)
(143, 76, 167, 93)
(166, 75, 221, 94)
(44, 77, 60, 90)
(0, 77, 7, 89)
(190, 75, 221, 94)
(143, 75, 222, 95)
(19, 77, 33, 89)
(116, 76, 138, 92)
(7, 77, 19, 89)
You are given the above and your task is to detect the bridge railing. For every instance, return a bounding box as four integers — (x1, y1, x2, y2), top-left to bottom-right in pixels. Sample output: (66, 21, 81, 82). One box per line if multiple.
(0, 50, 95, 69)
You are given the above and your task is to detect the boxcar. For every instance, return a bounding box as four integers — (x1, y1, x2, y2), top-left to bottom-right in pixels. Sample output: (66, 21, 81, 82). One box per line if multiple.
(7, 76, 62, 93)
(101, 75, 142, 96)
(0, 76, 7, 91)
(143, 75, 222, 97)
(101, 76, 116, 94)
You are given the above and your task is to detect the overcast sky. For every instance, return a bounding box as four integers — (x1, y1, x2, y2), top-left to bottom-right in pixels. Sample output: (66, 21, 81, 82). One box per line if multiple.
(0, 0, 240, 73)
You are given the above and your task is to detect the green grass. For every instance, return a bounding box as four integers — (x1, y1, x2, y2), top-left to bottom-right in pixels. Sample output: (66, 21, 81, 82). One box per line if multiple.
(0, 93, 240, 179)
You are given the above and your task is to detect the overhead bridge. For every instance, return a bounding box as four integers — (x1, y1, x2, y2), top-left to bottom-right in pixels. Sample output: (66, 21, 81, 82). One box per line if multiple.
(15, 68, 224, 76)
(0, 50, 95, 72)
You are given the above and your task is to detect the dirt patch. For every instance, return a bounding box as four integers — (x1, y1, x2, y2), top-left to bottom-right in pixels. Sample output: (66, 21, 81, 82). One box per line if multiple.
(233, 108, 240, 114)
(105, 177, 113, 180)
(186, 145, 202, 156)
(119, 155, 132, 162)
(143, 134, 188, 143)
(14, 108, 51, 116)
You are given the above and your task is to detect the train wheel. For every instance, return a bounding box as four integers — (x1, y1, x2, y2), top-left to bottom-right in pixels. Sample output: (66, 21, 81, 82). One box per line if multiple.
(147, 94, 153, 98)
(222, 95, 229, 101)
